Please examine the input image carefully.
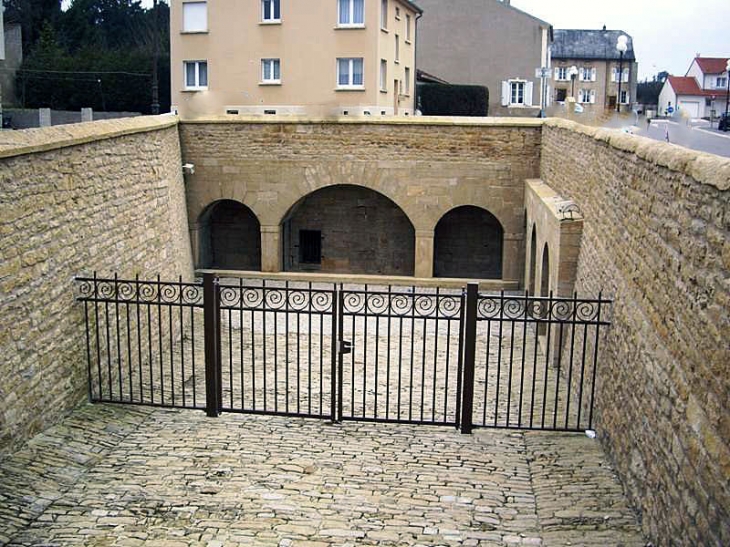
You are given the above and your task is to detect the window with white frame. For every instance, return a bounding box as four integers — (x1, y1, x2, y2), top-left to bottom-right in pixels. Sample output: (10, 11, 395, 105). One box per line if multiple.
(555, 67, 568, 81)
(612, 67, 629, 83)
(337, 58, 364, 88)
(184, 60, 208, 90)
(182, 2, 207, 32)
(511, 81, 525, 104)
(262, 0, 280, 22)
(717, 76, 728, 88)
(261, 59, 281, 83)
(404, 67, 410, 95)
(338, 0, 364, 26)
(380, 59, 387, 91)
(406, 14, 411, 41)
(381, 0, 387, 28)
(395, 34, 400, 62)
(580, 67, 596, 81)
(502, 79, 533, 107)
(579, 89, 595, 104)
(620, 90, 629, 104)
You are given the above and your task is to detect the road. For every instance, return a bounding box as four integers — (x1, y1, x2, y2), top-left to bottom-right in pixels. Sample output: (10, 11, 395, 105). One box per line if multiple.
(634, 118, 730, 158)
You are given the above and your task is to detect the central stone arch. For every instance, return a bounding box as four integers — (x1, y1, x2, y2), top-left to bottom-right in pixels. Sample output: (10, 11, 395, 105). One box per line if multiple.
(433, 205, 504, 279)
(281, 184, 415, 275)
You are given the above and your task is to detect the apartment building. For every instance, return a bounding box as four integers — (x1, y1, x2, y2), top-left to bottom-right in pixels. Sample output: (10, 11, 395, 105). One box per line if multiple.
(551, 29, 638, 113)
(170, 0, 421, 118)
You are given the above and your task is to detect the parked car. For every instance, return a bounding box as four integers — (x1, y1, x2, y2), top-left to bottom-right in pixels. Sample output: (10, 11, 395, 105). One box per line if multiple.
(719, 112, 730, 132)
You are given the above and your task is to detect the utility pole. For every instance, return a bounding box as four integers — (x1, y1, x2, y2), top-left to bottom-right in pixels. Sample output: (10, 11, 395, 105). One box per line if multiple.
(151, 0, 160, 115)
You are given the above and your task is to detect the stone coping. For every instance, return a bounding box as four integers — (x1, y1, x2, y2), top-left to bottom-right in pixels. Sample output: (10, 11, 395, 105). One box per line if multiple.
(526, 178, 584, 222)
(197, 269, 520, 291)
(0, 114, 179, 159)
(543, 118, 730, 191)
(180, 114, 545, 128)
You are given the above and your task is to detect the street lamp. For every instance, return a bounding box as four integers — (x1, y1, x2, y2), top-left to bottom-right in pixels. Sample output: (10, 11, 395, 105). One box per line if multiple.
(616, 35, 628, 113)
(725, 59, 730, 122)
(569, 65, 578, 98)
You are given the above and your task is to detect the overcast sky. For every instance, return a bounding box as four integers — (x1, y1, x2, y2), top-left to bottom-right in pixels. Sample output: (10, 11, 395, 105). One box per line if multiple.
(509, 0, 728, 80)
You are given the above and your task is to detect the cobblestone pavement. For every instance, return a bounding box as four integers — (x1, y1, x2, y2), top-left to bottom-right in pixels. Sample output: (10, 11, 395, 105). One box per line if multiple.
(0, 404, 647, 546)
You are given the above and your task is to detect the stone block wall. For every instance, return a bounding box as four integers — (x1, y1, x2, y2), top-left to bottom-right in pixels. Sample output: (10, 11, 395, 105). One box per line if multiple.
(180, 117, 542, 281)
(540, 118, 729, 545)
(0, 117, 194, 459)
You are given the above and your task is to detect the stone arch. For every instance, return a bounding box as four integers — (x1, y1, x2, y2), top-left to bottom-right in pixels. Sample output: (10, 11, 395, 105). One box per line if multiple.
(433, 206, 504, 279)
(540, 243, 550, 297)
(281, 184, 415, 275)
(529, 224, 537, 294)
(197, 200, 261, 270)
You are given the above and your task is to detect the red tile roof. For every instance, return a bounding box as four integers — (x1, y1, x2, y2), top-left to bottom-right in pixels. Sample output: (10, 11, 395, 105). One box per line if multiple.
(667, 75, 729, 98)
(694, 57, 729, 74)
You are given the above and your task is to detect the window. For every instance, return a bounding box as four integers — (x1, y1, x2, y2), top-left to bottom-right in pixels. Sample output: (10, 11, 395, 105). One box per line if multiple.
(404, 67, 410, 95)
(182, 2, 207, 32)
(184, 60, 208, 90)
(380, 59, 387, 91)
(620, 90, 629, 104)
(395, 34, 400, 62)
(555, 67, 568, 81)
(579, 89, 595, 104)
(511, 81, 525, 104)
(381, 0, 387, 28)
(406, 14, 411, 41)
(338, 0, 364, 26)
(717, 77, 728, 88)
(395, 6, 400, 18)
(299, 230, 322, 264)
(261, 59, 281, 83)
(580, 67, 595, 82)
(502, 79, 533, 106)
(262, 0, 280, 22)
(612, 67, 629, 83)
(556, 88, 567, 102)
(337, 58, 364, 88)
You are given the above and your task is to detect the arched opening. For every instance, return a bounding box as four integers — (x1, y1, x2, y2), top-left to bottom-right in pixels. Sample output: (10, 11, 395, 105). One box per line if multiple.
(433, 206, 504, 279)
(281, 185, 415, 275)
(197, 200, 261, 270)
(529, 224, 537, 294)
(540, 243, 550, 296)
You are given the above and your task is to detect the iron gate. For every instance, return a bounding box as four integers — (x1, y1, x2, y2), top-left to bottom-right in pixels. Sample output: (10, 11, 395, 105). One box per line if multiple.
(76, 273, 611, 432)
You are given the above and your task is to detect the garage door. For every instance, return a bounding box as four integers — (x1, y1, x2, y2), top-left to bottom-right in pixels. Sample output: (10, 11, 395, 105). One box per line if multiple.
(678, 101, 700, 118)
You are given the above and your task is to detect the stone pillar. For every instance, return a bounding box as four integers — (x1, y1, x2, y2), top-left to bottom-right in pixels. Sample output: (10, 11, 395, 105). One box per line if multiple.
(39, 108, 51, 127)
(261, 225, 282, 273)
(503, 233, 524, 286)
(81, 108, 93, 122)
(414, 230, 434, 278)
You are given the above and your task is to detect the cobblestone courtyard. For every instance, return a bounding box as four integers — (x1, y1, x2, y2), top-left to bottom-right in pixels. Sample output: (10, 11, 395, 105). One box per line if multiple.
(0, 404, 646, 546)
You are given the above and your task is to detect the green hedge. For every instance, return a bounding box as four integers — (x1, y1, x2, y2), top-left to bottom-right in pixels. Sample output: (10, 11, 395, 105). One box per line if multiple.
(417, 83, 489, 116)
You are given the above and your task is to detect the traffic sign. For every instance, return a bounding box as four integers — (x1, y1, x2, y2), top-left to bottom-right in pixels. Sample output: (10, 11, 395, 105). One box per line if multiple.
(535, 67, 552, 79)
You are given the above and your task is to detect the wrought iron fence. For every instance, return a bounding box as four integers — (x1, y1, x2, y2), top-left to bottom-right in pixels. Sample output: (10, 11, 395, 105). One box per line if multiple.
(76, 274, 612, 433)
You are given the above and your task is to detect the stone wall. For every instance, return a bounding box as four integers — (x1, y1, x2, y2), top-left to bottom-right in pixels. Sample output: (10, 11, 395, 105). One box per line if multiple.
(180, 117, 542, 281)
(540, 118, 729, 546)
(0, 116, 194, 459)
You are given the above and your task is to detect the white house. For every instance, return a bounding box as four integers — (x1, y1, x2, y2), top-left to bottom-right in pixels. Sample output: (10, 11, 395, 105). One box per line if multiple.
(658, 57, 729, 119)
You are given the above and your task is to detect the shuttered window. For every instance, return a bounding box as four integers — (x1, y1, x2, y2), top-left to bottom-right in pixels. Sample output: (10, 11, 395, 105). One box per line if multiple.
(183, 2, 207, 32)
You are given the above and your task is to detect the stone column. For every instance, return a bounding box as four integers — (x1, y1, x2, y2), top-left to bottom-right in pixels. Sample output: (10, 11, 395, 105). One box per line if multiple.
(414, 230, 434, 278)
(261, 225, 282, 273)
(503, 233, 524, 286)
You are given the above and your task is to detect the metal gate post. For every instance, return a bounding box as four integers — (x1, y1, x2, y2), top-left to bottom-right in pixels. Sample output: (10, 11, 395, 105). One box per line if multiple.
(330, 284, 339, 423)
(460, 282, 479, 434)
(203, 273, 220, 417)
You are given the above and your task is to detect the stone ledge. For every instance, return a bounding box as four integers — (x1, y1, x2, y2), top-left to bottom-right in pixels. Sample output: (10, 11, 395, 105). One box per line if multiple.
(0, 115, 179, 159)
(180, 115, 544, 128)
(544, 117, 730, 191)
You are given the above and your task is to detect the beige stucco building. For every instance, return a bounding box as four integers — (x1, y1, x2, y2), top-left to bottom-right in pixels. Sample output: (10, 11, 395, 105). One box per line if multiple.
(170, 0, 421, 118)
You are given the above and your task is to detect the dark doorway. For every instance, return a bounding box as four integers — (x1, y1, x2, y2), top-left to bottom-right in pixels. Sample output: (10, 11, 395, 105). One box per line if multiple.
(198, 200, 261, 270)
(282, 185, 415, 275)
(433, 206, 504, 279)
(540, 243, 550, 296)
